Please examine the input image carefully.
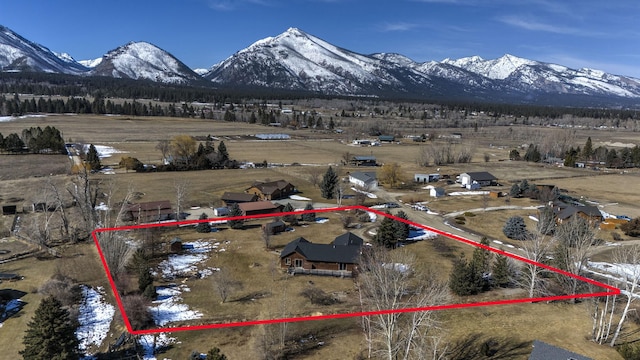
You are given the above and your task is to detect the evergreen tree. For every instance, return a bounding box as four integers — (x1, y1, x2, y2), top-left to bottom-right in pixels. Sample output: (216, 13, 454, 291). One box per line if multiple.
(449, 253, 482, 296)
(373, 215, 398, 249)
(582, 136, 593, 160)
(393, 210, 410, 242)
(282, 202, 297, 225)
(195, 212, 211, 233)
(21, 296, 80, 360)
(509, 183, 521, 198)
(86, 144, 101, 170)
(227, 203, 243, 229)
(320, 166, 338, 199)
(492, 252, 512, 288)
(217, 141, 229, 163)
(503, 216, 529, 240)
(301, 203, 316, 222)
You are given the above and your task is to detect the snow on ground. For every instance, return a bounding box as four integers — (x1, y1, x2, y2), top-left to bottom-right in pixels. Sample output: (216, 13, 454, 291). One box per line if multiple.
(76, 286, 115, 356)
(150, 285, 203, 326)
(448, 191, 490, 196)
(0, 114, 47, 122)
(589, 261, 640, 280)
(367, 212, 377, 222)
(82, 144, 127, 159)
(351, 187, 377, 198)
(139, 333, 178, 360)
(155, 240, 222, 280)
(289, 195, 311, 201)
(406, 228, 438, 241)
(0, 299, 25, 328)
(315, 217, 329, 224)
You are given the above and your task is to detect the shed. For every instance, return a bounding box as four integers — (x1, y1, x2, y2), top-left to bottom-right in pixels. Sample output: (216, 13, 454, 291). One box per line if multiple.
(169, 238, 183, 253)
(429, 187, 445, 198)
(378, 135, 395, 142)
(262, 220, 287, 235)
(415, 174, 440, 183)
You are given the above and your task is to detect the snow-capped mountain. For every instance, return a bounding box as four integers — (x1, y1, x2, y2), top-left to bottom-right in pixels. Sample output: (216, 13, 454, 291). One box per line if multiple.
(204, 28, 436, 96)
(0, 25, 87, 74)
(206, 28, 640, 103)
(90, 42, 199, 84)
(1, 24, 639, 105)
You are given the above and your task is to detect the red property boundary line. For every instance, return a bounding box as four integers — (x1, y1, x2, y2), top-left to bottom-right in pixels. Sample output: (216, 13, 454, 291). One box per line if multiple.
(91, 205, 620, 335)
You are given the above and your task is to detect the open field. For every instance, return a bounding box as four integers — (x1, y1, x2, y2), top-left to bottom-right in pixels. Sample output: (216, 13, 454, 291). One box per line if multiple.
(1, 113, 640, 359)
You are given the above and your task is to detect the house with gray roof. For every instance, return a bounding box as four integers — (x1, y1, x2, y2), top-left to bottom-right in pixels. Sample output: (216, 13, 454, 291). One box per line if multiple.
(528, 340, 593, 360)
(280, 233, 363, 276)
(349, 171, 378, 190)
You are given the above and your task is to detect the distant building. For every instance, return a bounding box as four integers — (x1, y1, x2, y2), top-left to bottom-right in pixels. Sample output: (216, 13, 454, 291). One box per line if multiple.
(221, 192, 258, 206)
(124, 200, 173, 223)
(414, 173, 439, 183)
(238, 201, 280, 217)
(246, 180, 296, 201)
(459, 172, 497, 187)
(350, 155, 377, 167)
(349, 171, 378, 190)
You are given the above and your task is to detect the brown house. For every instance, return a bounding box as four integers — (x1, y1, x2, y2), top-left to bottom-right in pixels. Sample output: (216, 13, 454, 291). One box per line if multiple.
(552, 201, 603, 225)
(221, 192, 258, 206)
(246, 180, 296, 200)
(280, 233, 363, 277)
(238, 201, 280, 217)
(124, 200, 173, 223)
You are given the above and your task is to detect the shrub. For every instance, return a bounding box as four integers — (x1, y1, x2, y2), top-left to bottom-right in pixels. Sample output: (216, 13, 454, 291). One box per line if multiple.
(621, 217, 640, 237)
(463, 212, 476, 217)
(300, 287, 339, 305)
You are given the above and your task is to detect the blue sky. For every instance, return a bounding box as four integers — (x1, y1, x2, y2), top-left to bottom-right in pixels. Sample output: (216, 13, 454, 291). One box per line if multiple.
(2, 0, 639, 77)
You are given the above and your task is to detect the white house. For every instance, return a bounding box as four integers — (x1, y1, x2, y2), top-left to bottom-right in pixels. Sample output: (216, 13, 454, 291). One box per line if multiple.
(459, 171, 497, 187)
(415, 173, 440, 183)
(349, 172, 378, 191)
(430, 187, 446, 198)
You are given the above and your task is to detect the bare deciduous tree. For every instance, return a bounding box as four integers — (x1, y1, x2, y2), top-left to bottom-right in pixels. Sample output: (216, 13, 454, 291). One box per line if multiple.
(307, 167, 323, 188)
(174, 180, 189, 221)
(553, 216, 597, 301)
(155, 139, 170, 163)
(212, 267, 243, 303)
(357, 246, 449, 359)
(609, 245, 640, 347)
(519, 228, 556, 298)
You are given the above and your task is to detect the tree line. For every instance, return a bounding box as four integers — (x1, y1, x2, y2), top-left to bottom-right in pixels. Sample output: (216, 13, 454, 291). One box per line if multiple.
(0, 125, 65, 154)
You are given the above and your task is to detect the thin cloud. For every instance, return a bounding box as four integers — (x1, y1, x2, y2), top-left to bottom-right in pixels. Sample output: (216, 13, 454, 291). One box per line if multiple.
(207, 0, 273, 11)
(380, 22, 421, 32)
(498, 15, 605, 37)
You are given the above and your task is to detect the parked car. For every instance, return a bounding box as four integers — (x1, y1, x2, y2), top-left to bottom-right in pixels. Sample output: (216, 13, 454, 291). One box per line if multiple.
(385, 202, 400, 208)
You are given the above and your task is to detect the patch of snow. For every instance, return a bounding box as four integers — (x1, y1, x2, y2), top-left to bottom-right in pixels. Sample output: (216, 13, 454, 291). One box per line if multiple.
(0, 114, 47, 122)
(351, 187, 377, 198)
(406, 228, 438, 241)
(367, 212, 377, 222)
(383, 263, 410, 273)
(76, 286, 115, 355)
(448, 191, 490, 196)
(82, 144, 127, 159)
(529, 215, 539, 222)
(138, 333, 178, 360)
(150, 285, 203, 326)
(315, 217, 329, 224)
(289, 195, 311, 201)
(492, 240, 503, 245)
(156, 240, 219, 280)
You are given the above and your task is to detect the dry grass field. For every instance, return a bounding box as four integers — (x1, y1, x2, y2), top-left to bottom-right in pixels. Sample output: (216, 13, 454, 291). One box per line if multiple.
(2, 113, 640, 359)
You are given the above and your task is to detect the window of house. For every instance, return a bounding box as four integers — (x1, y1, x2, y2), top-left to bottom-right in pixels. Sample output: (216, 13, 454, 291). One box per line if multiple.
(339, 263, 347, 271)
(294, 259, 303, 267)
(285, 258, 291, 265)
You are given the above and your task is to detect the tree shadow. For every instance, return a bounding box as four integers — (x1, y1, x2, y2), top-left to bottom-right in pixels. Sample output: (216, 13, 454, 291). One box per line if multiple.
(446, 333, 531, 360)
(232, 291, 272, 303)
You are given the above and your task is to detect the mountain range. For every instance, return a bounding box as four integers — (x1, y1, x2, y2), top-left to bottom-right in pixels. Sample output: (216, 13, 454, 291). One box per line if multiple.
(1, 25, 639, 107)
